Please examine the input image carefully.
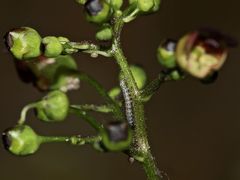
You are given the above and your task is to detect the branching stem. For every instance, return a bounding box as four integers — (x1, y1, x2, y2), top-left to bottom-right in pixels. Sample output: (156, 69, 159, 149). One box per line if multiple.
(112, 11, 163, 180)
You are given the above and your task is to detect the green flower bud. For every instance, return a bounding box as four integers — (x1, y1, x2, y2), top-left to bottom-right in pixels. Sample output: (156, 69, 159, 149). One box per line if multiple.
(101, 122, 132, 151)
(106, 0, 123, 10)
(138, 0, 154, 12)
(2, 125, 41, 156)
(176, 30, 231, 79)
(169, 69, 185, 81)
(157, 39, 177, 69)
(42, 36, 63, 58)
(85, 0, 111, 24)
(130, 65, 147, 89)
(5, 27, 42, 60)
(36, 90, 69, 122)
(108, 87, 121, 99)
(129, 0, 161, 13)
(96, 25, 113, 41)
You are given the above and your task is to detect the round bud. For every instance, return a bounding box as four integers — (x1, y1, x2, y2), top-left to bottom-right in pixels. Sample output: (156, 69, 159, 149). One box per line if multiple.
(2, 125, 41, 156)
(129, 0, 161, 13)
(96, 25, 113, 41)
(101, 122, 132, 151)
(138, 0, 154, 12)
(130, 65, 147, 89)
(108, 87, 121, 100)
(50, 71, 80, 92)
(176, 30, 229, 79)
(5, 27, 42, 60)
(42, 36, 63, 58)
(85, 0, 111, 24)
(36, 90, 69, 122)
(106, 0, 123, 10)
(157, 39, 177, 69)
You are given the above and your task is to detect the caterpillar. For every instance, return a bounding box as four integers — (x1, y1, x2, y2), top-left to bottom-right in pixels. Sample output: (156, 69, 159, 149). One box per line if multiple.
(120, 79, 134, 127)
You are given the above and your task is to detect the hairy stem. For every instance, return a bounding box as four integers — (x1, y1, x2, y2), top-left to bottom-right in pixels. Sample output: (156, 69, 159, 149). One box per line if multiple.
(69, 106, 103, 131)
(70, 104, 113, 113)
(40, 135, 102, 146)
(112, 13, 163, 180)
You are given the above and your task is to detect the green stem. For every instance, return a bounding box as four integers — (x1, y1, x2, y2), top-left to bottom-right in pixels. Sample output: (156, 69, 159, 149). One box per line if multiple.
(40, 135, 102, 146)
(70, 104, 113, 113)
(18, 102, 40, 125)
(140, 72, 173, 100)
(63, 41, 112, 58)
(69, 106, 103, 131)
(77, 72, 123, 120)
(112, 13, 163, 180)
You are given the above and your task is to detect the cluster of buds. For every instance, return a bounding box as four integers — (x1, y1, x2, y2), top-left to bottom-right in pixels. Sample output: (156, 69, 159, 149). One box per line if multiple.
(5, 27, 80, 92)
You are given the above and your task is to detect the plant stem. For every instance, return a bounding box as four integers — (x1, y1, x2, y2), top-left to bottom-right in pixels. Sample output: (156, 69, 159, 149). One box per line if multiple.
(40, 135, 102, 146)
(18, 102, 40, 125)
(69, 106, 103, 131)
(70, 104, 113, 113)
(77, 72, 123, 120)
(112, 13, 163, 180)
(63, 41, 112, 57)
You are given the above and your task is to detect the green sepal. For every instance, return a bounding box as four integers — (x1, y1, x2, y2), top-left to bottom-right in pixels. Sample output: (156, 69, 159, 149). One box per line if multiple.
(5, 27, 42, 60)
(42, 36, 63, 58)
(101, 122, 132, 152)
(2, 125, 41, 156)
(36, 90, 69, 122)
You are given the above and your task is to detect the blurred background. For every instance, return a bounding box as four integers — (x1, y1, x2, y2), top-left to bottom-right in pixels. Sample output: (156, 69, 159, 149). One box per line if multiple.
(0, 0, 240, 179)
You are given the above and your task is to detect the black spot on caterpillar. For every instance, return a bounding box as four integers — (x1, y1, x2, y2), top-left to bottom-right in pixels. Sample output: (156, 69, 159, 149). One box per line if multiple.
(120, 79, 134, 127)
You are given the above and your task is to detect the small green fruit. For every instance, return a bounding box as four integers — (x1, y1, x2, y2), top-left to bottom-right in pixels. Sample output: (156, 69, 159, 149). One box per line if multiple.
(101, 122, 132, 151)
(157, 39, 177, 69)
(85, 0, 111, 24)
(5, 27, 42, 60)
(36, 90, 69, 122)
(2, 125, 41, 156)
(42, 36, 63, 58)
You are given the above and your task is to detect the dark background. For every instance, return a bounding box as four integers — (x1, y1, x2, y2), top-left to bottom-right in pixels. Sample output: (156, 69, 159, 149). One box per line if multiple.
(0, 0, 239, 179)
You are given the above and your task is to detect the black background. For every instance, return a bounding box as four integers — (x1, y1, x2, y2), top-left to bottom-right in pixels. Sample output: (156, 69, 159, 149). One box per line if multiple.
(0, 0, 240, 179)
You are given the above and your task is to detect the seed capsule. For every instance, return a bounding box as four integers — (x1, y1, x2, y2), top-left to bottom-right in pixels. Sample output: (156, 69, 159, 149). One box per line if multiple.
(101, 122, 132, 151)
(176, 29, 235, 79)
(4, 27, 42, 60)
(2, 125, 41, 156)
(35, 90, 69, 122)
